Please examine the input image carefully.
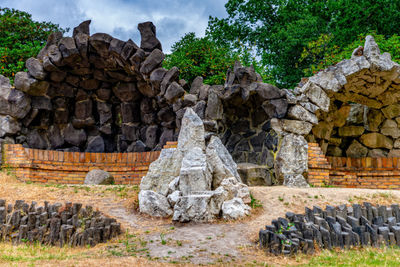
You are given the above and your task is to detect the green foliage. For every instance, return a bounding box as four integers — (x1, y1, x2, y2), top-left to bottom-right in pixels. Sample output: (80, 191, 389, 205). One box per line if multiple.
(0, 7, 66, 83)
(207, 0, 400, 88)
(164, 32, 240, 86)
(301, 33, 400, 77)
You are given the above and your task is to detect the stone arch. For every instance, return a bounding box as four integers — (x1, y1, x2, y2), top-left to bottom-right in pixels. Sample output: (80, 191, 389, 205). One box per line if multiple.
(273, 35, 400, 187)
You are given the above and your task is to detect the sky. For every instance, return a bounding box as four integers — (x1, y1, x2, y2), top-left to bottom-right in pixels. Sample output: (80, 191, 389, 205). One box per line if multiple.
(0, 0, 228, 53)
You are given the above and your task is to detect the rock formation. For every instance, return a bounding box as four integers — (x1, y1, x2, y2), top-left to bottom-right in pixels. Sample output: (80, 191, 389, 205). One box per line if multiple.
(260, 202, 400, 255)
(0, 199, 121, 247)
(139, 108, 251, 222)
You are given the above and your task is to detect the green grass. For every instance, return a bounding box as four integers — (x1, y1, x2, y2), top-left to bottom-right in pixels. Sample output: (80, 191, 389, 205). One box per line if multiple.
(298, 247, 400, 267)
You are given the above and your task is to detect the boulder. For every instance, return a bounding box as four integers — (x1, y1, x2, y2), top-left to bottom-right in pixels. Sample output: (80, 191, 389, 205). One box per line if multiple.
(177, 108, 206, 153)
(275, 134, 308, 187)
(388, 149, 400, 158)
(287, 105, 318, 124)
(63, 124, 87, 147)
(167, 190, 182, 207)
(368, 149, 388, 158)
(86, 136, 105, 152)
(26, 58, 46, 80)
(283, 174, 310, 188)
(205, 88, 223, 120)
(179, 147, 211, 195)
(367, 109, 384, 131)
(0, 76, 31, 119)
(252, 82, 282, 100)
(220, 177, 251, 204)
(221, 198, 250, 220)
(281, 119, 313, 135)
(338, 126, 365, 137)
(139, 190, 172, 218)
(172, 193, 216, 222)
(165, 82, 185, 104)
(382, 104, 400, 119)
(139, 49, 165, 74)
(360, 133, 393, 149)
(140, 148, 182, 196)
(380, 119, 400, 138)
(237, 163, 273, 186)
(0, 115, 20, 137)
(26, 129, 47, 150)
(14, 72, 49, 96)
(262, 99, 288, 119)
(84, 169, 114, 185)
(346, 140, 368, 158)
(160, 67, 179, 95)
(189, 76, 203, 96)
(206, 135, 241, 188)
(138, 21, 162, 52)
(304, 83, 330, 112)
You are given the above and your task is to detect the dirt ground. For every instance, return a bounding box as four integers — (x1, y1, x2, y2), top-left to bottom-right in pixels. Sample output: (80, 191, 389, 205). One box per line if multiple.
(1, 172, 400, 267)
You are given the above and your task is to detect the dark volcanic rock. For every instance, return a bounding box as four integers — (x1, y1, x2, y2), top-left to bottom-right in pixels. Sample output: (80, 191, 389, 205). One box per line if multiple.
(138, 21, 162, 52)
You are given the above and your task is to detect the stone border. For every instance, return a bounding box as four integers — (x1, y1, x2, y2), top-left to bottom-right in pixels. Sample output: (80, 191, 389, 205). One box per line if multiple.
(259, 202, 400, 255)
(0, 199, 121, 247)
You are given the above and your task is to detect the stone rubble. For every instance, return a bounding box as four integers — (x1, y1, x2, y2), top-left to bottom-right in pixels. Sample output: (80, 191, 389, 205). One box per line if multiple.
(139, 108, 251, 222)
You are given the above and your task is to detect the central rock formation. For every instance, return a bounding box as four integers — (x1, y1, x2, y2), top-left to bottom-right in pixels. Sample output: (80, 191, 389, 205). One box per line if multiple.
(139, 108, 251, 222)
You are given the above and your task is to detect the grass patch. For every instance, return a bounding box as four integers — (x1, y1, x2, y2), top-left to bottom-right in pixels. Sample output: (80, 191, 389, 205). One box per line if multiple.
(297, 247, 400, 267)
(250, 193, 263, 209)
(0, 242, 91, 264)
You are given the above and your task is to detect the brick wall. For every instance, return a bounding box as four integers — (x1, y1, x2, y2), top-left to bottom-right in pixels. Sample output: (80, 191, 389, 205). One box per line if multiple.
(307, 142, 400, 189)
(1, 143, 179, 184)
(307, 143, 331, 186)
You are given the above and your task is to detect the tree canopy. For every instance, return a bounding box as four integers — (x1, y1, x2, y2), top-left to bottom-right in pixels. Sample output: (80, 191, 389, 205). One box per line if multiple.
(163, 32, 241, 85)
(206, 0, 400, 88)
(0, 7, 66, 83)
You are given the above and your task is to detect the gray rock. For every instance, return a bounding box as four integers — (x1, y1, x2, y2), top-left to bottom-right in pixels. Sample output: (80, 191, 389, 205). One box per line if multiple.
(179, 147, 211, 195)
(167, 190, 181, 207)
(252, 82, 283, 99)
(14, 72, 49, 96)
(165, 82, 185, 104)
(26, 58, 46, 80)
(160, 67, 179, 95)
(275, 134, 308, 187)
(281, 119, 313, 135)
(221, 198, 250, 220)
(26, 129, 47, 149)
(205, 88, 223, 120)
(189, 76, 203, 96)
(86, 136, 105, 152)
(138, 21, 162, 52)
(140, 148, 182, 196)
(139, 190, 172, 218)
(0, 115, 21, 137)
(237, 163, 273, 186)
(287, 105, 318, 124)
(84, 169, 114, 185)
(172, 193, 216, 222)
(283, 174, 309, 188)
(177, 108, 206, 153)
(206, 135, 241, 188)
(140, 49, 165, 74)
(64, 124, 87, 147)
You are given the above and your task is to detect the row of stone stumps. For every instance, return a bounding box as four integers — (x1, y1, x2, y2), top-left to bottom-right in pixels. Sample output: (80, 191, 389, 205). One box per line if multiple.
(259, 203, 400, 255)
(0, 200, 121, 247)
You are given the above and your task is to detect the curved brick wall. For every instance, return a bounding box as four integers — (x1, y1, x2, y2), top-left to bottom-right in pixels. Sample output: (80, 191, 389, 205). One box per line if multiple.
(308, 142, 400, 189)
(2, 143, 162, 184)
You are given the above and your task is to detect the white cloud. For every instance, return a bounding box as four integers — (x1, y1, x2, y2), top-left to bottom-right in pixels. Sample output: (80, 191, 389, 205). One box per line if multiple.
(1, 0, 227, 53)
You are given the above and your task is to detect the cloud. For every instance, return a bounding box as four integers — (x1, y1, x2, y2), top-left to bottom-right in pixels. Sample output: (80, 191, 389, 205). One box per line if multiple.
(1, 0, 227, 53)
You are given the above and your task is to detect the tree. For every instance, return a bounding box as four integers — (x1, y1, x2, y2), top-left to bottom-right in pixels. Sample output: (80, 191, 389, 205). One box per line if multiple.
(163, 32, 241, 85)
(300, 33, 400, 77)
(206, 0, 400, 88)
(0, 7, 67, 83)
